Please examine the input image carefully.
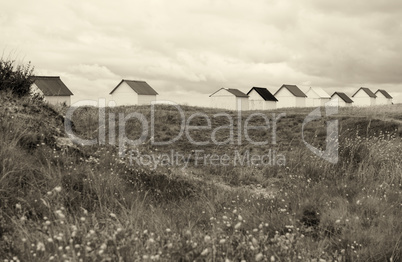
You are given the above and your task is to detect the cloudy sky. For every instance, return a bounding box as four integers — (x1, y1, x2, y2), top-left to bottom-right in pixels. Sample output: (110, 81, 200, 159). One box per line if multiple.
(1, 0, 402, 106)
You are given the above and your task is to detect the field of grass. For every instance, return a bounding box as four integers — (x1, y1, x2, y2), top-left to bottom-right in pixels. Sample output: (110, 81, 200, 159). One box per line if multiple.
(0, 92, 401, 261)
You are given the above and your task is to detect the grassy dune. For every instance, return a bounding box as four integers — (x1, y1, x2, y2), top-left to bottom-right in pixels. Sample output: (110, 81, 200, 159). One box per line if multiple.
(0, 92, 401, 261)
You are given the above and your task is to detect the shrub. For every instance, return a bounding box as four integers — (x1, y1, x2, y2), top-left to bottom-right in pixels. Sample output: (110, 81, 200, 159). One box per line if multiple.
(300, 204, 321, 228)
(0, 58, 34, 97)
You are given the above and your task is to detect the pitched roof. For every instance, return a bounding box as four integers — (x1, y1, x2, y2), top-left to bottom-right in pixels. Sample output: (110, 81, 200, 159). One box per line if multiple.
(307, 87, 330, 98)
(110, 80, 158, 95)
(375, 89, 393, 99)
(226, 88, 249, 97)
(352, 87, 376, 98)
(209, 88, 248, 97)
(331, 92, 353, 103)
(274, 84, 307, 97)
(247, 87, 278, 101)
(32, 76, 73, 96)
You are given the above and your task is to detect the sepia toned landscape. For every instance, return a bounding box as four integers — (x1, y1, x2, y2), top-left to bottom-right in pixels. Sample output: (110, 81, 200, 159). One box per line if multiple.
(2, 1, 402, 261)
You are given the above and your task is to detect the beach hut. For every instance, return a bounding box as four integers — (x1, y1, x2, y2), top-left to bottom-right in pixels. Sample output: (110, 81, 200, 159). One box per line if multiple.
(330, 92, 354, 107)
(374, 89, 393, 105)
(305, 87, 331, 107)
(31, 76, 73, 106)
(109, 80, 158, 106)
(247, 87, 277, 110)
(274, 84, 307, 108)
(209, 88, 249, 111)
(351, 87, 376, 107)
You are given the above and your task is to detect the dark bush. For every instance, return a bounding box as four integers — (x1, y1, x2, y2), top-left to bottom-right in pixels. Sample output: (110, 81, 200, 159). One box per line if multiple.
(300, 205, 320, 228)
(0, 59, 34, 97)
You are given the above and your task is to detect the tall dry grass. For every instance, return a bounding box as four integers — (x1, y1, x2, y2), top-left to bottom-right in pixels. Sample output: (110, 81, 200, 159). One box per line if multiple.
(0, 95, 401, 261)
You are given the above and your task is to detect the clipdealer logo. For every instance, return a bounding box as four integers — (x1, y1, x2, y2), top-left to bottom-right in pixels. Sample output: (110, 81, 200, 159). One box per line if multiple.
(64, 98, 339, 167)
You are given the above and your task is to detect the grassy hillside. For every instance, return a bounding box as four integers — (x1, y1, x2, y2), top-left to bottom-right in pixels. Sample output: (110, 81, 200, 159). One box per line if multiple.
(1, 92, 401, 261)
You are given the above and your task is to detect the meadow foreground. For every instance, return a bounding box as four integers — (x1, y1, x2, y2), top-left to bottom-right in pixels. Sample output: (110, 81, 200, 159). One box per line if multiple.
(0, 93, 401, 261)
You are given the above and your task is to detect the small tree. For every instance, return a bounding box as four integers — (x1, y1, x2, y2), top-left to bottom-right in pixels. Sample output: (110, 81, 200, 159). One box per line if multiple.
(0, 59, 34, 97)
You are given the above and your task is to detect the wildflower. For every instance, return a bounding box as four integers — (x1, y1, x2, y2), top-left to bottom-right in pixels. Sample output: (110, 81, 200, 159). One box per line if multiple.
(36, 241, 45, 252)
(252, 237, 258, 247)
(100, 243, 107, 250)
(165, 228, 171, 233)
(204, 235, 211, 243)
(55, 210, 65, 219)
(148, 238, 155, 244)
(80, 217, 86, 222)
(110, 213, 117, 219)
(219, 239, 226, 244)
(255, 253, 263, 261)
(238, 215, 243, 221)
(234, 222, 242, 229)
(16, 203, 21, 210)
(54, 186, 62, 192)
(270, 255, 276, 261)
(47, 238, 53, 243)
(201, 248, 209, 256)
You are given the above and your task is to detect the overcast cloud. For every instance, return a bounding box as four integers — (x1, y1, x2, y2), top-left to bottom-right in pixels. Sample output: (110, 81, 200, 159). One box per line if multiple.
(1, 0, 401, 105)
